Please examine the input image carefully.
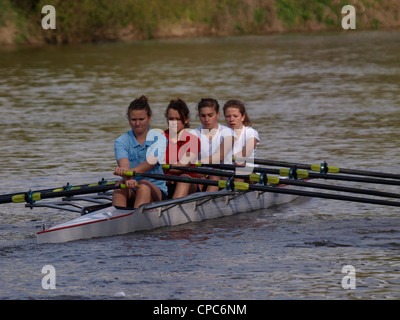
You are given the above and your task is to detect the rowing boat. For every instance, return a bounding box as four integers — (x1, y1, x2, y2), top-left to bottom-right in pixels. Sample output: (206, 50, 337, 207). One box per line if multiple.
(36, 183, 298, 244)
(2, 158, 396, 244)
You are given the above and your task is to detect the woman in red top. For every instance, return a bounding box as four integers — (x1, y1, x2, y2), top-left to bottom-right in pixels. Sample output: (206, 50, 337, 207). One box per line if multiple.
(164, 99, 201, 199)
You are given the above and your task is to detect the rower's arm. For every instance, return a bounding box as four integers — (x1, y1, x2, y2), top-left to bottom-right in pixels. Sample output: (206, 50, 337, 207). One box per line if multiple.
(235, 137, 258, 160)
(132, 155, 158, 173)
(217, 135, 234, 163)
(202, 135, 234, 164)
(114, 158, 131, 179)
(115, 156, 157, 177)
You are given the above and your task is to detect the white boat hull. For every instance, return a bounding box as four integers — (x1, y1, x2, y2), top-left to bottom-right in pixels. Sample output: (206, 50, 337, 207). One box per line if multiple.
(37, 187, 298, 244)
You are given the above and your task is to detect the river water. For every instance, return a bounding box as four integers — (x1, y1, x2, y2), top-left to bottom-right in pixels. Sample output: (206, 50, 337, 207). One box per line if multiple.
(0, 31, 399, 300)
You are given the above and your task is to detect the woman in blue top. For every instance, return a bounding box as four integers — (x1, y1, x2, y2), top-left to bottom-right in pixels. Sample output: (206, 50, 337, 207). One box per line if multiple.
(113, 95, 168, 208)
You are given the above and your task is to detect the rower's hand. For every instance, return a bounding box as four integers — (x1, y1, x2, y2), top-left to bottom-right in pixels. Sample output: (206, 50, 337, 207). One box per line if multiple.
(125, 179, 138, 189)
(114, 167, 129, 177)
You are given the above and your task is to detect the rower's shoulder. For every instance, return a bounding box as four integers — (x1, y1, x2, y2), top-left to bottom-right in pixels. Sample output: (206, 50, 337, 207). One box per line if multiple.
(190, 126, 202, 138)
(115, 130, 133, 144)
(243, 125, 260, 137)
(218, 124, 235, 136)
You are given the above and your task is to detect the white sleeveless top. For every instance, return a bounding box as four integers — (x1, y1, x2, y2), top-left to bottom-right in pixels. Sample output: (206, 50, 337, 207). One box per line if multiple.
(232, 126, 260, 161)
(191, 124, 234, 163)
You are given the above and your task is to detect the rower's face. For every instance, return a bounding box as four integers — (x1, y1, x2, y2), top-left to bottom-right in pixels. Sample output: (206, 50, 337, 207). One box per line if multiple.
(128, 109, 151, 135)
(198, 106, 219, 129)
(167, 108, 187, 134)
(224, 107, 245, 130)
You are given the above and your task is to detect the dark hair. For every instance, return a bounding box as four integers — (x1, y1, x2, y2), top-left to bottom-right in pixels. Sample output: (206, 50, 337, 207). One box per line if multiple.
(127, 95, 152, 118)
(223, 99, 252, 127)
(164, 98, 190, 128)
(196, 98, 220, 114)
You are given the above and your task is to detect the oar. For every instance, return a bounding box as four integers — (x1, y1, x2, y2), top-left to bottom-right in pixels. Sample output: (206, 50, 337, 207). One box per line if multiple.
(0, 180, 124, 204)
(236, 157, 400, 180)
(199, 163, 400, 186)
(162, 164, 400, 200)
(125, 171, 400, 208)
(162, 164, 250, 179)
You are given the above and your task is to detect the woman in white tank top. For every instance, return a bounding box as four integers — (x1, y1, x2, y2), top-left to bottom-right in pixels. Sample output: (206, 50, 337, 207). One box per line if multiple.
(192, 98, 234, 191)
(223, 99, 260, 176)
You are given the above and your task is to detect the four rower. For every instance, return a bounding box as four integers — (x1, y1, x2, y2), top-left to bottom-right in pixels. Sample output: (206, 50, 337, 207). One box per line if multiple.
(113, 96, 260, 207)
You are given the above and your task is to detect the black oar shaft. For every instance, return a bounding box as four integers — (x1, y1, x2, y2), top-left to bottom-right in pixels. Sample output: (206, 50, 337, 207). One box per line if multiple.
(0, 182, 121, 204)
(285, 169, 400, 186)
(128, 171, 220, 187)
(246, 184, 400, 208)
(164, 164, 247, 178)
(280, 179, 400, 199)
(132, 172, 400, 208)
(248, 158, 400, 180)
(166, 165, 400, 200)
(204, 163, 400, 186)
(38, 184, 122, 201)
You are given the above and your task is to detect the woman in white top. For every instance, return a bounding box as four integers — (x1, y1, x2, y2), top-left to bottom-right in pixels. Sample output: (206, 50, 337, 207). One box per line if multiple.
(193, 98, 234, 191)
(223, 99, 260, 177)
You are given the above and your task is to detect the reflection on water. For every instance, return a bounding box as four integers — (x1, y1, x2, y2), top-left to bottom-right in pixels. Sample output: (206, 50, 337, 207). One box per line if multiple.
(0, 31, 400, 299)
